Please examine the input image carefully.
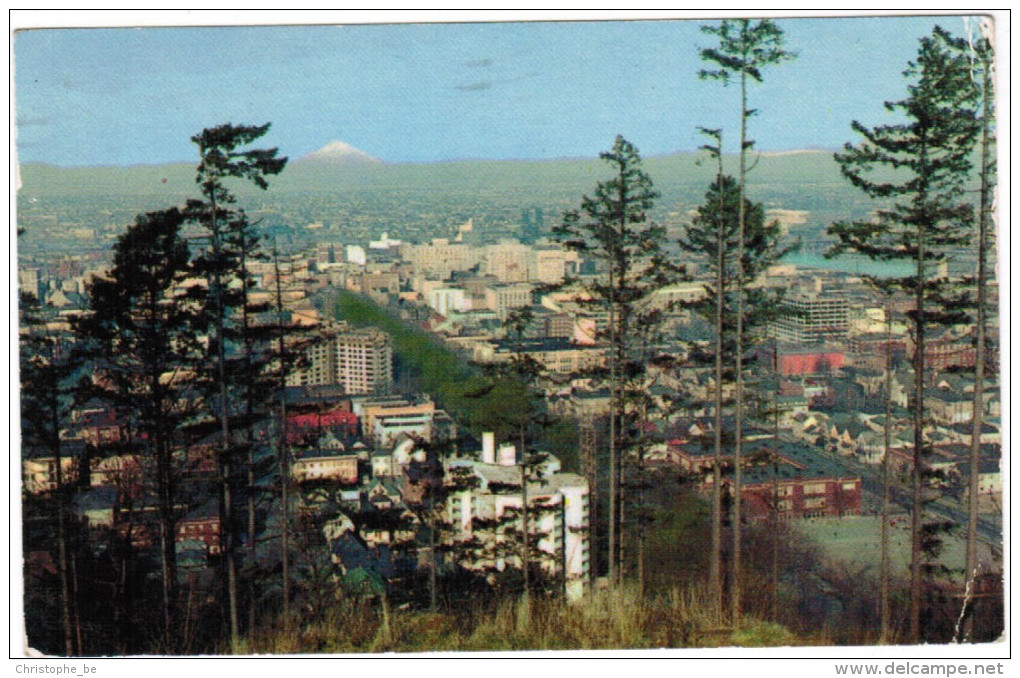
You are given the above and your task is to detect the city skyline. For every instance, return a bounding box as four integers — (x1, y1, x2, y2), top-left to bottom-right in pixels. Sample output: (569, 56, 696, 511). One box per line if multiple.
(12, 12, 993, 167)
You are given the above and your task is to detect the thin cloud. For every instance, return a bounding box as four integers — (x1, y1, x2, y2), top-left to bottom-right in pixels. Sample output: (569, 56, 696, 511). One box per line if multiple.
(16, 115, 52, 127)
(452, 71, 537, 92)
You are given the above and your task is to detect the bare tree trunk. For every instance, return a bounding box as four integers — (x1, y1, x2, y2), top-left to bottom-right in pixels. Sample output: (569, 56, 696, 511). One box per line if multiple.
(56, 504, 74, 655)
(962, 48, 993, 642)
(908, 211, 927, 644)
(69, 552, 83, 655)
(247, 443, 256, 633)
(607, 263, 618, 586)
(637, 401, 647, 596)
(580, 415, 598, 583)
(428, 491, 437, 611)
(273, 248, 291, 629)
(240, 241, 258, 636)
(520, 423, 530, 600)
(710, 140, 725, 614)
(771, 334, 781, 622)
(207, 189, 240, 647)
(619, 449, 626, 582)
(224, 468, 239, 648)
(880, 295, 894, 644)
(156, 435, 178, 650)
(731, 62, 749, 626)
(51, 406, 75, 656)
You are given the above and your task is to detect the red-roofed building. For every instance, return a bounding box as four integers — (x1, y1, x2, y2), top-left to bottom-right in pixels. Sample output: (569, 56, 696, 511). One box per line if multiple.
(287, 408, 359, 443)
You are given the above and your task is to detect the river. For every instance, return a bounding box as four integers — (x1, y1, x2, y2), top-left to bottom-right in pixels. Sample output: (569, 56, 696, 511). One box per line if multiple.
(783, 251, 915, 278)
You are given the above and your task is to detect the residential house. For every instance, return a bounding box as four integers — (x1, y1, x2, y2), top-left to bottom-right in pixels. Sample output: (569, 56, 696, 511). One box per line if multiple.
(291, 432, 359, 484)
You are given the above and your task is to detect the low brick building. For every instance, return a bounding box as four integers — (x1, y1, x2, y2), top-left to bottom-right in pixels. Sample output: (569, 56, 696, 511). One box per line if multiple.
(668, 436, 862, 521)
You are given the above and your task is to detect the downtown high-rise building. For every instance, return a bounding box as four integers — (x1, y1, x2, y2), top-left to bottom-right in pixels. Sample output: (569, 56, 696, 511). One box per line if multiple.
(774, 291, 849, 345)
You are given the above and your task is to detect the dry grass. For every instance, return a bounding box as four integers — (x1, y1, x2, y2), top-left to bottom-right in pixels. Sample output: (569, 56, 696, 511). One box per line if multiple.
(242, 583, 807, 654)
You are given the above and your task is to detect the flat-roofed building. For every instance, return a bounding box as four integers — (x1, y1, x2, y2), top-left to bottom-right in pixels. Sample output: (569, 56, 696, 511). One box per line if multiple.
(483, 283, 534, 320)
(774, 292, 849, 344)
(473, 336, 604, 375)
(446, 440, 590, 600)
(667, 436, 862, 520)
(357, 397, 436, 441)
(402, 238, 480, 279)
(288, 322, 393, 395)
(428, 287, 469, 316)
(484, 240, 532, 283)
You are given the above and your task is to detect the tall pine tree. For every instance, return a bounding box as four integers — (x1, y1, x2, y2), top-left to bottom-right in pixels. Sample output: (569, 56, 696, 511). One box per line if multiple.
(678, 160, 793, 614)
(554, 135, 680, 585)
(961, 21, 996, 644)
(698, 18, 795, 622)
(76, 208, 203, 650)
(828, 26, 980, 643)
(20, 291, 78, 655)
(186, 123, 286, 644)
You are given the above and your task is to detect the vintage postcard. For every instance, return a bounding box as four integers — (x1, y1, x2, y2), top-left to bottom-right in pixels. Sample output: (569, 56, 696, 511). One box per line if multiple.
(11, 10, 1007, 668)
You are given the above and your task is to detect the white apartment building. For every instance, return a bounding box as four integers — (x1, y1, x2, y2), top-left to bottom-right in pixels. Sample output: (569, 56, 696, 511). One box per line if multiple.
(473, 337, 604, 375)
(288, 322, 393, 394)
(482, 242, 579, 285)
(428, 287, 469, 316)
(531, 248, 579, 285)
(484, 240, 532, 283)
(446, 436, 590, 600)
(774, 292, 849, 344)
(345, 245, 367, 266)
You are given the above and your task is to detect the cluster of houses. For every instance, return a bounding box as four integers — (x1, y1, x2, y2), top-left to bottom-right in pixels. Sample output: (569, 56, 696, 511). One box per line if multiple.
(23, 380, 592, 600)
(286, 390, 591, 600)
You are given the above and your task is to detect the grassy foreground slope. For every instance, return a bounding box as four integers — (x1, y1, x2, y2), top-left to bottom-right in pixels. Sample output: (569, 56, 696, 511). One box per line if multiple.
(241, 586, 808, 654)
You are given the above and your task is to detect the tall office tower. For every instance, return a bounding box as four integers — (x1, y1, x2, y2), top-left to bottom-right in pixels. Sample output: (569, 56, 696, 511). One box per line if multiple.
(774, 291, 849, 344)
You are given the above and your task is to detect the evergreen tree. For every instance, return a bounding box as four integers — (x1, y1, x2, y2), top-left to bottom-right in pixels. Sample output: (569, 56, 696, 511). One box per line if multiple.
(404, 436, 481, 610)
(185, 123, 286, 644)
(75, 208, 203, 650)
(20, 292, 78, 655)
(827, 26, 980, 643)
(698, 18, 795, 622)
(494, 307, 551, 599)
(228, 215, 288, 634)
(678, 156, 792, 612)
(553, 135, 681, 584)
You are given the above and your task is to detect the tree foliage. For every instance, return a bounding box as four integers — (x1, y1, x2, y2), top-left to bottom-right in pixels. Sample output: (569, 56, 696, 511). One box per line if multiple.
(75, 207, 203, 648)
(184, 123, 287, 644)
(554, 135, 682, 584)
(827, 26, 981, 643)
(699, 19, 796, 86)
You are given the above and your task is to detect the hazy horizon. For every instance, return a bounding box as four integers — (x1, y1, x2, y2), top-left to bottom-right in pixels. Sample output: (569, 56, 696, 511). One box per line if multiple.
(15, 144, 837, 171)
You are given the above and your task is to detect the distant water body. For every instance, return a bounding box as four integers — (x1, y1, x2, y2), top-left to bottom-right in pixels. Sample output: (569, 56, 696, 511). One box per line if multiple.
(783, 251, 914, 278)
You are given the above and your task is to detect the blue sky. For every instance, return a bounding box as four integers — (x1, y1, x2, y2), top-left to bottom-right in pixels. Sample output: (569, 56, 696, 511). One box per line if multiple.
(13, 13, 987, 166)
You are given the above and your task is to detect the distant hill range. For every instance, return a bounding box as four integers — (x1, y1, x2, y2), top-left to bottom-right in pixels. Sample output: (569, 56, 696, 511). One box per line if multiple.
(16, 148, 848, 201)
